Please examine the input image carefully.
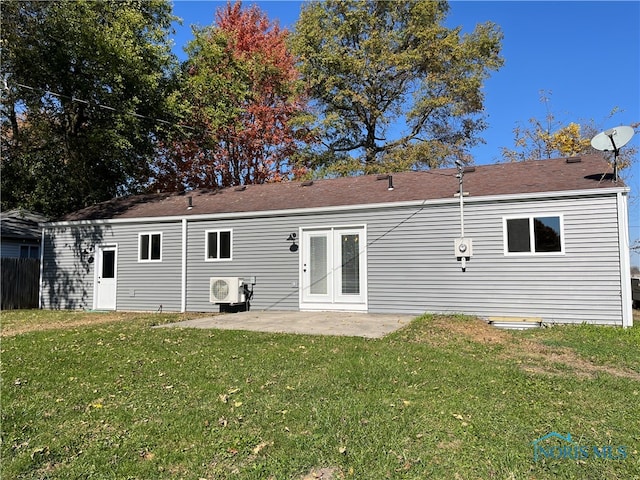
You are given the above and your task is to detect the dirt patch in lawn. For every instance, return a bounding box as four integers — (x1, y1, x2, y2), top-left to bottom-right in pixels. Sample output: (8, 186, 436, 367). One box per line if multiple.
(436, 316, 510, 345)
(0, 311, 211, 337)
(415, 315, 640, 381)
(299, 467, 343, 479)
(401, 315, 510, 347)
(512, 340, 640, 380)
(1, 312, 126, 337)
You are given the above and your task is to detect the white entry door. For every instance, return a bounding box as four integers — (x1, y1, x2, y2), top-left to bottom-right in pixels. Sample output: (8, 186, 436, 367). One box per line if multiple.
(95, 245, 117, 310)
(301, 227, 366, 310)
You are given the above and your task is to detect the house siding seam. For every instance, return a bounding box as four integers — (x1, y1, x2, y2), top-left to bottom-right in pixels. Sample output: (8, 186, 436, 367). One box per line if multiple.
(40, 190, 628, 326)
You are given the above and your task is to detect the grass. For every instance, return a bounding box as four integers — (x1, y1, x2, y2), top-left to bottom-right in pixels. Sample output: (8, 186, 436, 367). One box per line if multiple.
(1, 310, 639, 479)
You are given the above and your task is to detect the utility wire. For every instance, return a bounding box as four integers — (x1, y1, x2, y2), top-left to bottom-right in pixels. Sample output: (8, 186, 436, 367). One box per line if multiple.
(7, 81, 197, 132)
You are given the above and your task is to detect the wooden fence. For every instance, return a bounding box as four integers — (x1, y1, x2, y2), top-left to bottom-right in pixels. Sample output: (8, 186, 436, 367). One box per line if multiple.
(1, 258, 40, 310)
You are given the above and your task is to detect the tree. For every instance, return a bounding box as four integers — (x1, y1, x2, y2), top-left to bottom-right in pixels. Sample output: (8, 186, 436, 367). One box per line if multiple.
(290, 0, 503, 174)
(501, 91, 638, 169)
(1, 0, 178, 217)
(501, 93, 640, 263)
(151, 1, 312, 191)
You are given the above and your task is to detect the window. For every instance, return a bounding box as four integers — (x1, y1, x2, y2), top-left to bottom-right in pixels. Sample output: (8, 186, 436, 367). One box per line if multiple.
(505, 216, 563, 254)
(139, 233, 162, 261)
(206, 230, 232, 261)
(102, 250, 115, 278)
(20, 245, 39, 259)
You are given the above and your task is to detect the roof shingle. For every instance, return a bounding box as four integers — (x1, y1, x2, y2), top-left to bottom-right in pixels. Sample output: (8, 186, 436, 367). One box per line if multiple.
(62, 154, 621, 222)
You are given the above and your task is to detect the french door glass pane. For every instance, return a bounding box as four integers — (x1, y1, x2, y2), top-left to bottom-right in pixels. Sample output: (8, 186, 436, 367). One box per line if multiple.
(341, 234, 360, 294)
(310, 236, 327, 295)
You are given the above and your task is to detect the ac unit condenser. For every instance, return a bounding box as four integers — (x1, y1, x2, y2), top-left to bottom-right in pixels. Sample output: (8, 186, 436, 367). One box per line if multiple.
(209, 277, 242, 303)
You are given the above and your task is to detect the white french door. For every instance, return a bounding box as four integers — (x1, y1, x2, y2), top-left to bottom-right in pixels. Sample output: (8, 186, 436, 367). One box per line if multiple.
(301, 227, 367, 310)
(94, 245, 117, 310)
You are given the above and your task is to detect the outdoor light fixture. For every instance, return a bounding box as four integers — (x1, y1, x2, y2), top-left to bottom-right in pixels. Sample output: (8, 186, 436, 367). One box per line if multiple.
(287, 233, 298, 252)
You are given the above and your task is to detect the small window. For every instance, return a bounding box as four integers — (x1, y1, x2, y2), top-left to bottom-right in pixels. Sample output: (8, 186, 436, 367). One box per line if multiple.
(206, 230, 232, 261)
(102, 250, 116, 278)
(139, 233, 162, 261)
(20, 245, 39, 259)
(505, 216, 563, 254)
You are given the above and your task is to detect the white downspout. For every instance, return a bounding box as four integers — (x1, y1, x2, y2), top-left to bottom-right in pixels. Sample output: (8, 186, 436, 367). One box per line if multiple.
(617, 191, 632, 327)
(181, 218, 187, 313)
(38, 227, 45, 309)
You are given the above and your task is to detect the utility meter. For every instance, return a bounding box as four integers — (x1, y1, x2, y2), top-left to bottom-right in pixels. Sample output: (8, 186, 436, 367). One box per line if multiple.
(454, 238, 473, 258)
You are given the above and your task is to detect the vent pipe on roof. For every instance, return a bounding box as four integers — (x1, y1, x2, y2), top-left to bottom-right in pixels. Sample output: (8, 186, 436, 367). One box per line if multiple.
(388, 175, 394, 191)
(187, 196, 193, 210)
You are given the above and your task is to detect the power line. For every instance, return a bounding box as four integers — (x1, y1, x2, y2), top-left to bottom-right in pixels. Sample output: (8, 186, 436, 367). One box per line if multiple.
(7, 81, 197, 132)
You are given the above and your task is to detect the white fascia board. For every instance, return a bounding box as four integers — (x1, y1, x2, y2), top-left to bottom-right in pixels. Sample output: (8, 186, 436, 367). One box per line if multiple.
(42, 186, 628, 227)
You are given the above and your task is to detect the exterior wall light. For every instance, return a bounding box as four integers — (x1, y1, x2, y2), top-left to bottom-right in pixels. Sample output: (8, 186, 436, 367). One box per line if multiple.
(287, 233, 298, 252)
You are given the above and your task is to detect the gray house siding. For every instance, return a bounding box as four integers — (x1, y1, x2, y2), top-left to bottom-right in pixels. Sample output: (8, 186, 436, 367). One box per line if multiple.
(112, 222, 183, 312)
(41, 190, 628, 326)
(185, 216, 302, 312)
(41, 224, 114, 309)
(1, 241, 23, 258)
(364, 195, 623, 325)
(2, 237, 41, 258)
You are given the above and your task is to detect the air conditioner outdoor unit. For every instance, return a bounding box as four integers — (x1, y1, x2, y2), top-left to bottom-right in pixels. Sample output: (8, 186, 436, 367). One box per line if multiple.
(210, 277, 243, 304)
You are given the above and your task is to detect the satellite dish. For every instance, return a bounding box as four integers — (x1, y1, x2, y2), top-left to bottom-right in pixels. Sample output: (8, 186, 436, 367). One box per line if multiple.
(590, 125, 634, 152)
(590, 125, 635, 182)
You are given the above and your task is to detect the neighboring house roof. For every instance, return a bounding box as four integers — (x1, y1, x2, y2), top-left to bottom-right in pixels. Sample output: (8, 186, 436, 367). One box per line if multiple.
(1, 209, 48, 240)
(61, 154, 622, 222)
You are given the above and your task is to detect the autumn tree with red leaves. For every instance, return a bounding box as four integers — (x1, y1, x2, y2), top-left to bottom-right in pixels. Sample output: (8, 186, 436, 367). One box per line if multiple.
(151, 1, 312, 191)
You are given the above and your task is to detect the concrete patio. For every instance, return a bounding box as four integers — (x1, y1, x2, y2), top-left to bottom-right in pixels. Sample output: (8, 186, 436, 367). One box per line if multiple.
(155, 310, 416, 338)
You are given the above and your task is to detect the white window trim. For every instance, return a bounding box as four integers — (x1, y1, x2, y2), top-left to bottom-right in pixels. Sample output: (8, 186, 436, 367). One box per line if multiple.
(503, 214, 565, 256)
(204, 229, 233, 262)
(138, 232, 163, 262)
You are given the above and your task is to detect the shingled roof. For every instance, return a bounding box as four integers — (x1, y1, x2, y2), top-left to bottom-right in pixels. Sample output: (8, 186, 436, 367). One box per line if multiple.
(1, 209, 48, 239)
(61, 154, 621, 222)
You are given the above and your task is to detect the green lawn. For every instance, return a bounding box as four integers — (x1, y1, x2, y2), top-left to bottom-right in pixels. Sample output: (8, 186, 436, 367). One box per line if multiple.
(2, 310, 639, 479)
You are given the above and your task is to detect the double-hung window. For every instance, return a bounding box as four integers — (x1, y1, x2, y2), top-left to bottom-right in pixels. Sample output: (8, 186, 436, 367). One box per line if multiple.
(504, 215, 564, 255)
(139, 232, 162, 261)
(20, 245, 40, 259)
(206, 230, 232, 261)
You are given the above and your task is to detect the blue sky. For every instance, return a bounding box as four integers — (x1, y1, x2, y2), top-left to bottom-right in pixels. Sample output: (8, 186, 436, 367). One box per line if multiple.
(169, 1, 640, 265)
